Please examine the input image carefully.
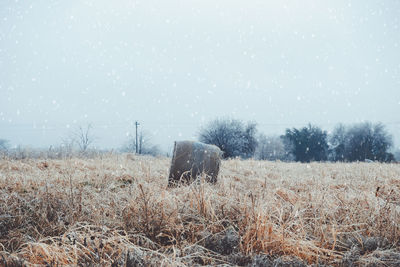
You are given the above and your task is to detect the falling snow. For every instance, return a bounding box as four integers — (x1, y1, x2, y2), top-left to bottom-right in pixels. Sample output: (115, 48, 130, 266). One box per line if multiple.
(0, 0, 398, 152)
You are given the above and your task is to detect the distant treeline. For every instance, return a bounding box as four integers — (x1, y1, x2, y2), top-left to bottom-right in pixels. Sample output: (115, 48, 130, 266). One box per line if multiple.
(199, 118, 399, 163)
(0, 123, 162, 159)
(1, 119, 399, 162)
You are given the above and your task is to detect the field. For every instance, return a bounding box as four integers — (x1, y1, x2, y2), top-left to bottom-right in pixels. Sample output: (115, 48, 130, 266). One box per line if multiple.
(1, 155, 400, 266)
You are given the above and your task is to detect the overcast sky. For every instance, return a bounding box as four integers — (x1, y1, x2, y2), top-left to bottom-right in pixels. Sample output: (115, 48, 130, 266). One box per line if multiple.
(1, 0, 400, 152)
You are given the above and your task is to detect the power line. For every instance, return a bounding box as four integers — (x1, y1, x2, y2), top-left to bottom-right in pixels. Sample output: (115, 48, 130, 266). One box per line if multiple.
(1, 121, 400, 131)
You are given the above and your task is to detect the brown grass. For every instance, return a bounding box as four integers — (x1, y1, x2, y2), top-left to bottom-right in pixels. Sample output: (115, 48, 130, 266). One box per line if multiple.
(1, 154, 399, 266)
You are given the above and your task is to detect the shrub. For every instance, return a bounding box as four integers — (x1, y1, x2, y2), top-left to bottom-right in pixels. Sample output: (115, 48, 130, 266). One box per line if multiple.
(329, 122, 394, 162)
(281, 124, 328, 162)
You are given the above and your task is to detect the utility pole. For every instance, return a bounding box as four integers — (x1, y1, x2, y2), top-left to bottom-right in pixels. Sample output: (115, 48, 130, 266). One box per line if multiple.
(135, 121, 140, 154)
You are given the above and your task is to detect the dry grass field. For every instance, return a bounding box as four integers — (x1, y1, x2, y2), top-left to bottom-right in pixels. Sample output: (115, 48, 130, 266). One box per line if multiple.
(1, 154, 400, 266)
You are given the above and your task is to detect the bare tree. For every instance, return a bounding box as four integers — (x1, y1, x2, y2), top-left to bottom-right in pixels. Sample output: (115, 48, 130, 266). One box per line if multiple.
(255, 134, 288, 161)
(199, 118, 258, 159)
(59, 136, 77, 158)
(74, 124, 95, 152)
(329, 122, 394, 162)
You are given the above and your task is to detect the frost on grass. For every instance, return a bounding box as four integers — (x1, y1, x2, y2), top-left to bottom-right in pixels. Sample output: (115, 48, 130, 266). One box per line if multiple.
(0, 155, 400, 266)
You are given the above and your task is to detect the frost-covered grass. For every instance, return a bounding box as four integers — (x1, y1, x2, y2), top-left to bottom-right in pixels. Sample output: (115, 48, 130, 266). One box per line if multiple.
(1, 155, 399, 266)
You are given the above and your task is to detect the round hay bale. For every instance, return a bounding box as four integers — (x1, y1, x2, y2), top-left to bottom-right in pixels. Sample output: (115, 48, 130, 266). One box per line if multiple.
(168, 141, 222, 186)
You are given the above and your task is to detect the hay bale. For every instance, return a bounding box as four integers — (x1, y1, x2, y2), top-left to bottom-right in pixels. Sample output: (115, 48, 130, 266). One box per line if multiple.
(168, 141, 222, 186)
